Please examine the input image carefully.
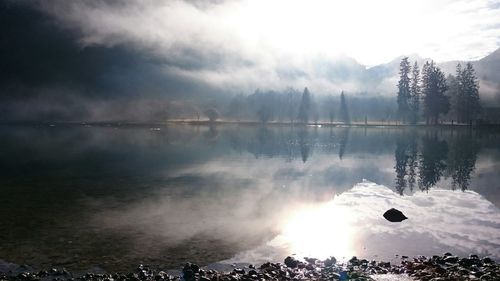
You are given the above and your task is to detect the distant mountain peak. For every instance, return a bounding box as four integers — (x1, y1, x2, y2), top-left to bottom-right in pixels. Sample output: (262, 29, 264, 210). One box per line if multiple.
(480, 47, 500, 62)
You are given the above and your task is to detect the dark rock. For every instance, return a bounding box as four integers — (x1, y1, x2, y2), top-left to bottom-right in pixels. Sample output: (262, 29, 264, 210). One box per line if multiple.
(324, 257, 337, 267)
(383, 208, 408, 222)
(443, 256, 459, 264)
(482, 257, 494, 264)
(190, 264, 200, 274)
(304, 257, 317, 264)
(378, 261, 391, 268)
(434, 266, 447, 275)
(182, 269, 194, 281)
(284, 256, 299, 268)
(459, 257, 481, 267)
(49, 268, 58, 275)
(349, 256, 360, 266)
(233, 268, 245, 275)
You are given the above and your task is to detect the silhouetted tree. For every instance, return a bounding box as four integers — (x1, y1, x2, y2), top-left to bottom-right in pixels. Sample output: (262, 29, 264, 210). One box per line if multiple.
(397, 57, 411, 123)
(409, 61, 421, 124)
(204, 107, 220, 123)
(298, 87, 311, 124)
(339, 91, 350, 124)
(446, 71, 460, 123)
(286, 87, 301, 124)
(447, 63, 481, 123)
(422, 61, 449, 124)
(461, 62, 481, 123)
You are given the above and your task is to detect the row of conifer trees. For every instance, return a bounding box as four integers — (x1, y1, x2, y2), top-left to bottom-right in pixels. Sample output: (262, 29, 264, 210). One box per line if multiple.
(397, 57, 481, 124)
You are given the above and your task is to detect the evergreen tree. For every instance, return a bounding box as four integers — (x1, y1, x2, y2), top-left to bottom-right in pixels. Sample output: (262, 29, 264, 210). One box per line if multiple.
(461, 62, 481, 122)
(310, 94, 320, 124)
(409, 61, 420, 124)
(450, 63, 481, 123)
(397, 57, 411, 123)
(297, 87, 311, 124)
(454, 63, 467, 123)
(422, 61, 449, 124)
(339, 91, 350, 124)
(446, 71, 460, 123)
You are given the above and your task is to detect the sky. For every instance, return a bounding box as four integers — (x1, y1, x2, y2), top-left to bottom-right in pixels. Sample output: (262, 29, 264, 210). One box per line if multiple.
(1, 0, 500, 120)
(32, 0, 500, 93)
(39, 0, 500, 66)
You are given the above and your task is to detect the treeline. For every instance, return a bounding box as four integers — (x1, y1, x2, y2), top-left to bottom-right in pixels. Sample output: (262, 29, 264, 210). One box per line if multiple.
(226, 87, 352, 124)
(158, 58, 483, 125)
(397, 57, 481, 125)
(180, 89, 398, 124)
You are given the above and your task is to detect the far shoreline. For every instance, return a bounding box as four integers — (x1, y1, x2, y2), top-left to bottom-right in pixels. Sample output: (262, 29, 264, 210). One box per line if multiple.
(1, 119, 499, 129)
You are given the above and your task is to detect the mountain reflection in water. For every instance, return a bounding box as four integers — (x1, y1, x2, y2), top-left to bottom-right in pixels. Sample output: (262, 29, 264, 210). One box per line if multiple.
(0, 125, 498, 271)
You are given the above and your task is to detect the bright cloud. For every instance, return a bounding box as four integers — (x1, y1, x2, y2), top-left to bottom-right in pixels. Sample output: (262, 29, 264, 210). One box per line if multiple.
(36, 0, 500, 93)
(229, 181, 500, 264)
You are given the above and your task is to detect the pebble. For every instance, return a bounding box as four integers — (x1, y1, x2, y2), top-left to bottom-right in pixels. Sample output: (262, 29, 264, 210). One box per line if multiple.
(0, 254, 498, 281)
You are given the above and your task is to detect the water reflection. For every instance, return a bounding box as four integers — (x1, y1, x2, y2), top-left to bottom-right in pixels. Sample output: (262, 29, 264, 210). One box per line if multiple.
(229, 181, 500, 265)
(394, 130, 480, 194)
(0, 125, 498, 271)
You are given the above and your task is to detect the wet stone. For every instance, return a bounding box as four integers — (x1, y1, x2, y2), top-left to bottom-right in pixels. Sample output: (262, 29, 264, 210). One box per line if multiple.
(443, 255, 459, 264)
(0, 254, 498, 281)
(232, 268, 245, 275)
(284, 256, 299, 268)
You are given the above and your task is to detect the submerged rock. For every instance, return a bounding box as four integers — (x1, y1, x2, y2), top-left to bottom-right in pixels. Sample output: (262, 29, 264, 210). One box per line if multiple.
(383, 208, 408, 222)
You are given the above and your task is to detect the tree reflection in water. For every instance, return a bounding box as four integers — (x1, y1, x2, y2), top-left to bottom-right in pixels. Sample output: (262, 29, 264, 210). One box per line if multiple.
(227, 125, 486, 195)
(394, 129, 480, 194)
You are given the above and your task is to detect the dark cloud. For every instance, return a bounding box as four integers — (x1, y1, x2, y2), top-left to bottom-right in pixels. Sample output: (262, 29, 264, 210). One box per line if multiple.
(1, 0, 499, 121)
(0, 1, 233, 120)
(0, 1, 217, 98)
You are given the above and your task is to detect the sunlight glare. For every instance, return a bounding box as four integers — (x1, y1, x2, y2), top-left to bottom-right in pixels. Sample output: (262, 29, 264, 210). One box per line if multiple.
(225, 0, 426, 65)
(279, 198, 357, 260)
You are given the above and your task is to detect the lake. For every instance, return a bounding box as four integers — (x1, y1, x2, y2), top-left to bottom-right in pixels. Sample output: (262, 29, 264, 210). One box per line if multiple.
(0, 124, 499, 272)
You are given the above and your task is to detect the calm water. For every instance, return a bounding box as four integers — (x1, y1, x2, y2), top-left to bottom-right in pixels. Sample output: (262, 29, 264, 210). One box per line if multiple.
(0, 125, 499, 271)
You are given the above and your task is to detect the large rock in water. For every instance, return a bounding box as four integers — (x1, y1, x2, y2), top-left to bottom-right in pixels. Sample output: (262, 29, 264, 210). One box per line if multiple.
(383, 208, 408, 222)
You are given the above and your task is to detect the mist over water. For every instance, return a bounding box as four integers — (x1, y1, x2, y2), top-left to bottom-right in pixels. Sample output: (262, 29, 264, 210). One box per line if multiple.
(0, 125, 499, 271)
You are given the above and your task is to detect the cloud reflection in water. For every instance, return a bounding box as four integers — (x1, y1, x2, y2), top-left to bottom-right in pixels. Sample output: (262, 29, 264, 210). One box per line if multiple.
(229, 180, 500, 264)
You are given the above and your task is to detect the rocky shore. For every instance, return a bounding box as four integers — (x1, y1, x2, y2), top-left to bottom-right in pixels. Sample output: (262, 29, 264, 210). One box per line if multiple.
(1, 253, 498, 281)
